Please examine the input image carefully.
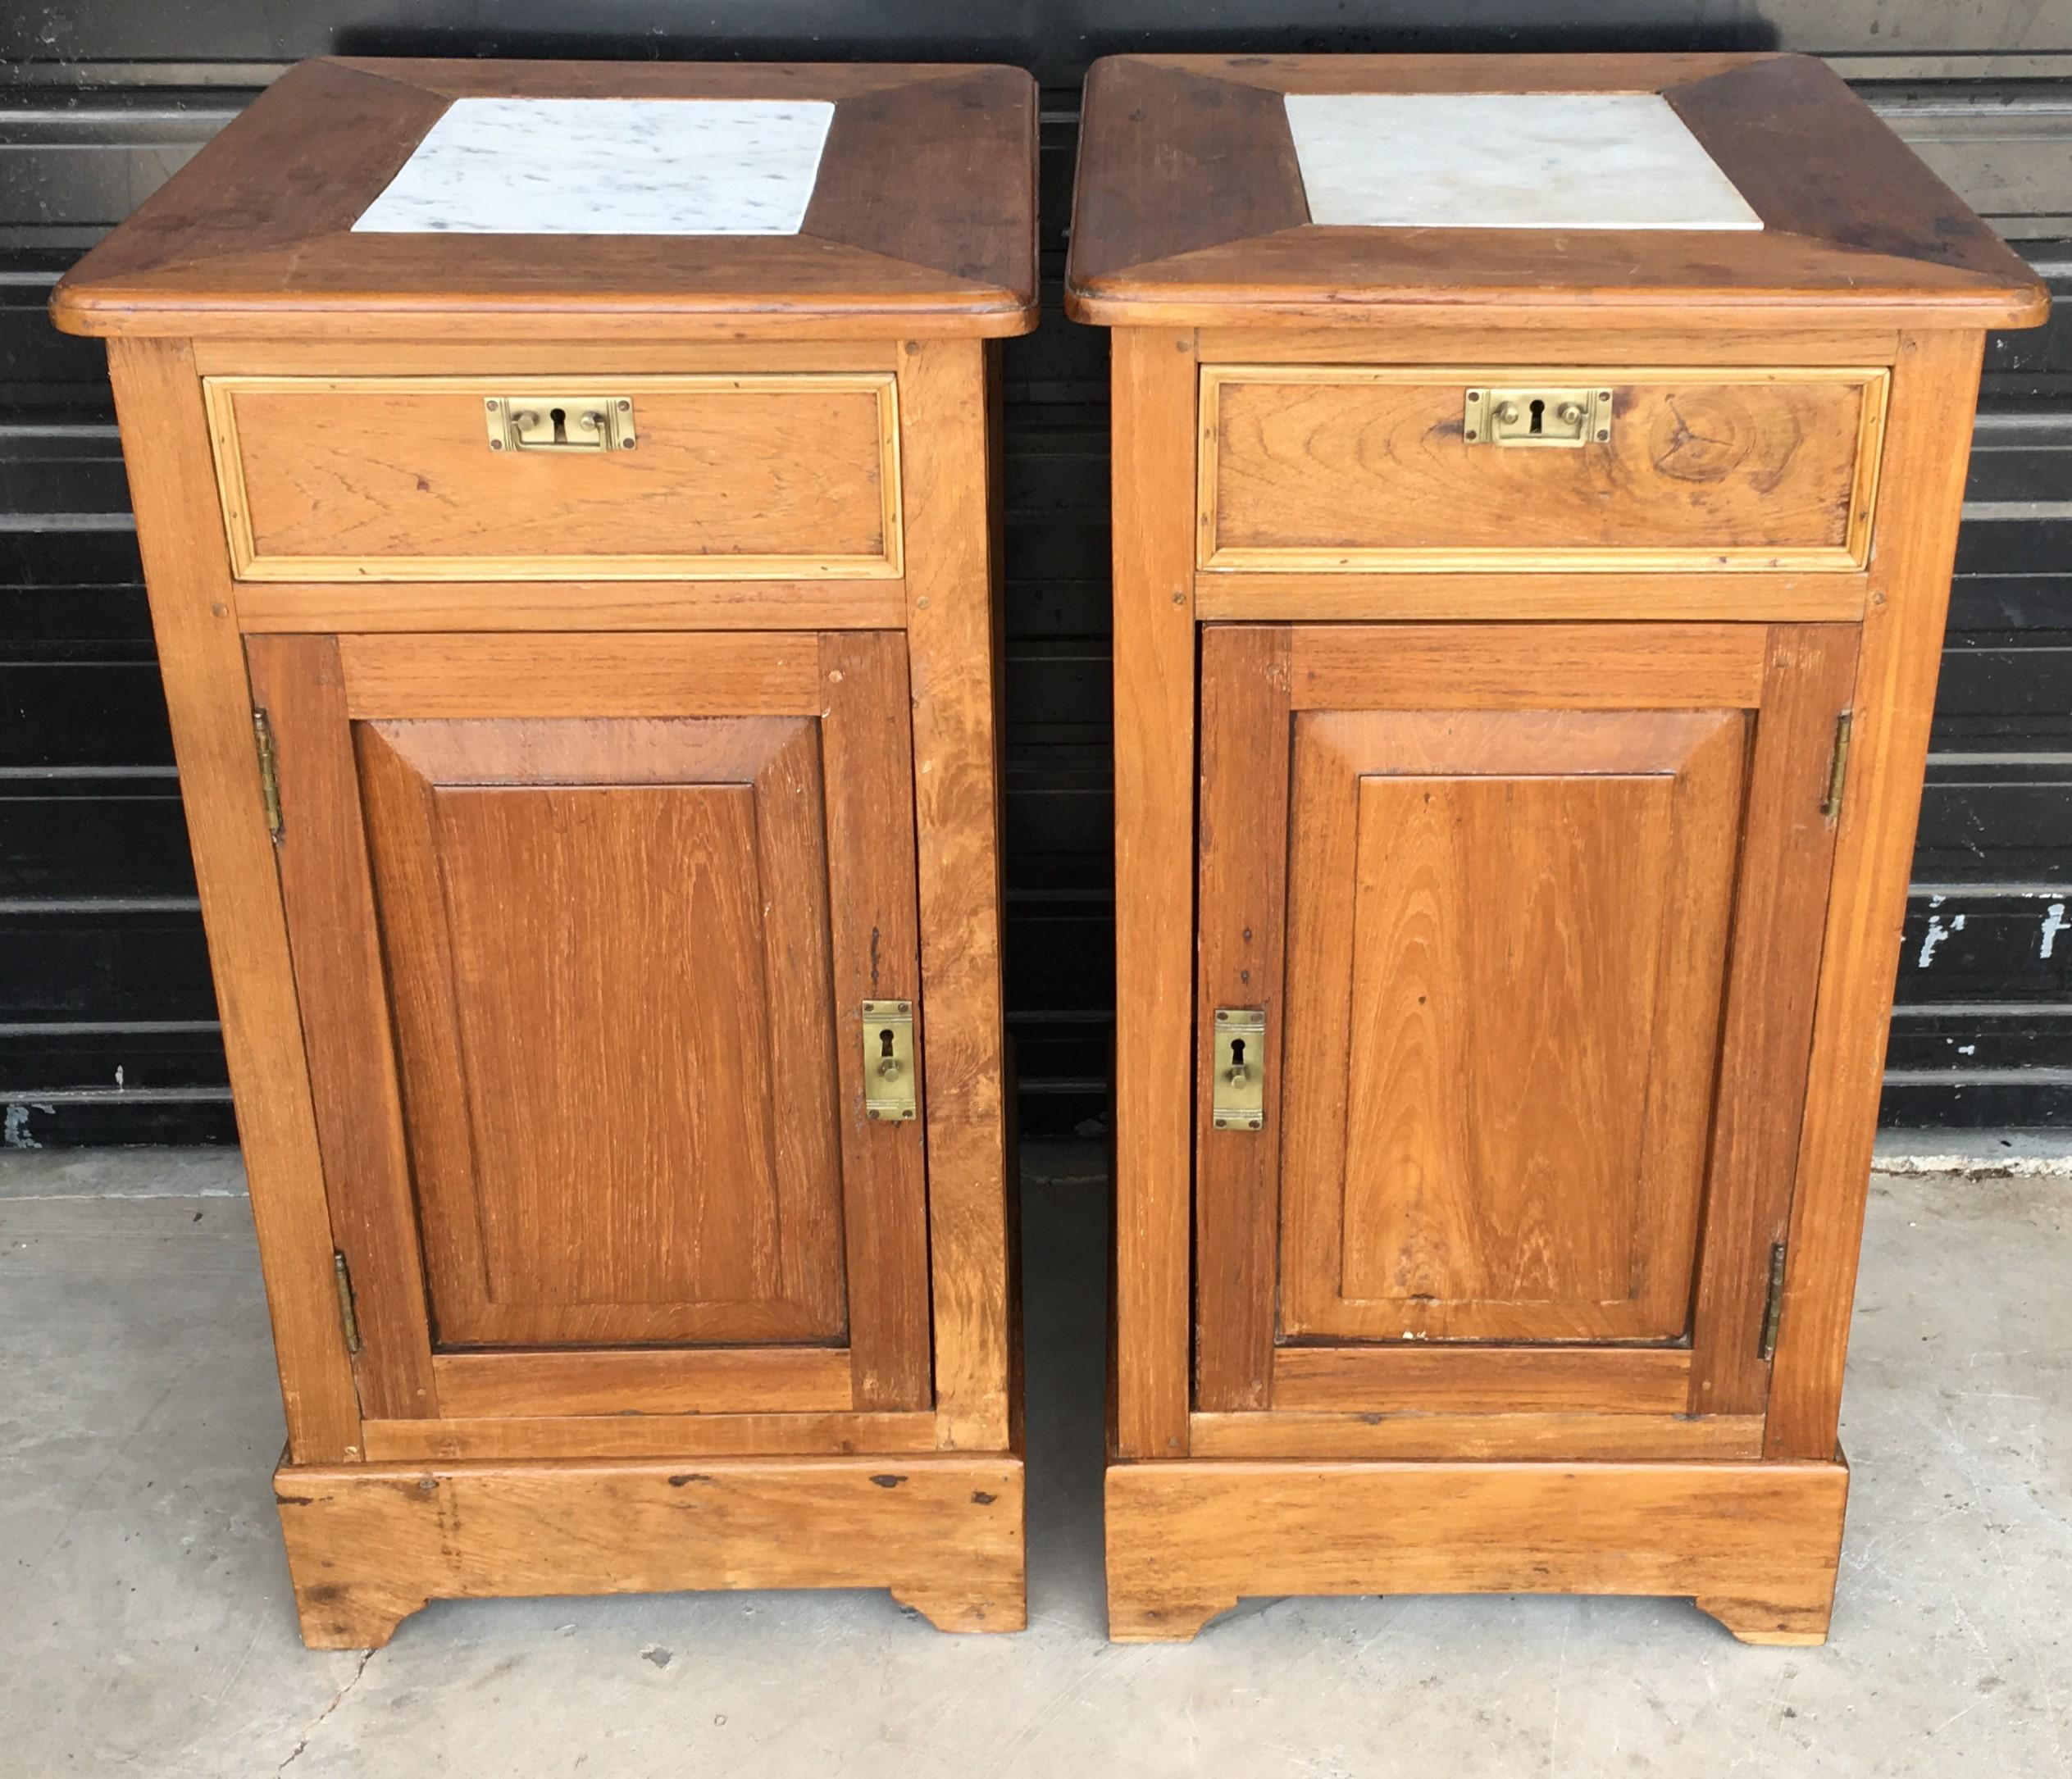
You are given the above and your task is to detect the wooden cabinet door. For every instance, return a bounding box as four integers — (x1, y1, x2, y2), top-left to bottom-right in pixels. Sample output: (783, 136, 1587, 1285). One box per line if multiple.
(1195, 622, 1859, 1429)
(245, 630, 931, 1424)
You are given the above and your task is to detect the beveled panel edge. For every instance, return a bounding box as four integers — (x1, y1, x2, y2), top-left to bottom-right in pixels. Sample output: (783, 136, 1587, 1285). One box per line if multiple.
(1195, 362, 1889, 575)
(203, 370, 904, 584)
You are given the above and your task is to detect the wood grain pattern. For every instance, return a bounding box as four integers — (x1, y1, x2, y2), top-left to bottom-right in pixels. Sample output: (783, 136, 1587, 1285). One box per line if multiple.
(1766, 333, 1988, 1458)
(107, 342, 363, 1461)
(336, 631, 822, 718)
(193, 339, 904, 377)
(1065, 59, 1308, 293)
(1109, 330, 1201, 1458)
(244, 634, 438, 1421)
(1190, 1412, 1764, 1463)
(1193, 627, 1291, 1412)
(1269, 1344, 1692, 1414)
(818, 632, 933, 1411)
(207, 374, 903, 582)
(1193, 569, 1867, 624)
(1200, 366, 1884, 572)
(1104, 1458, 1848, 1644)
(52, 60, 1040, 343)
(432, 1349, 854, 1419)
(1286, 623, 1769, 709)
(899, 339, 1013, 1449)
(357, 717, 848, 1349)
(276, 1453, 1027, 1647)
(1194, 327, 1905, 366)
(1065, 55, 2045, 331)
(1273, 704, 1743, 1344)
(1687, 626, 1862, 1415)
(361, 1412, 942, 1463)
(235, 576, 909, 635)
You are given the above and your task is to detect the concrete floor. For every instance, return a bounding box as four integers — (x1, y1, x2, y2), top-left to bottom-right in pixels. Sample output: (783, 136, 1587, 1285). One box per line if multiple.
(1, 1143, 2067, 1777)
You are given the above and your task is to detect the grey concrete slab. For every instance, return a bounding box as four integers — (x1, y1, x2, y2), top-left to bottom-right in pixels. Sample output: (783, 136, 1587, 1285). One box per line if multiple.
(0, 1144, 2066, 1777)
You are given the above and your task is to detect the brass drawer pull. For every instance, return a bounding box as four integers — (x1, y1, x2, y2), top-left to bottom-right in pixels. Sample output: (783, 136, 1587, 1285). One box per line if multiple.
(484, 394, 637, 453)
(1463, 384, 1611, 448)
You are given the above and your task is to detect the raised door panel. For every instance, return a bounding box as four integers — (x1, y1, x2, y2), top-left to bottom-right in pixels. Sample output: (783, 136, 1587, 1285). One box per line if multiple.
(357, 717, 845, 1348)
(1280, 710, 1745, 1344)
(246, 629, 932, 1422)
(1194, 621, 1859, 1426)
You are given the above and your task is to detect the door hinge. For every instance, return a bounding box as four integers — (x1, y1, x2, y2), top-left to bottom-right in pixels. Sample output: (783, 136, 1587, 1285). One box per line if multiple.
(332, 1249, 362, 1356)
(1758, 1240, 1788, 1362)
(252, 708, 283, 844)
(1819, 711, 1853, 823)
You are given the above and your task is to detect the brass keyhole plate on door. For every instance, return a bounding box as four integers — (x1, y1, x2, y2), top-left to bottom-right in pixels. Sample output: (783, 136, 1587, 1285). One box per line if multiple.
(862, 999, 918, 1122)
(1210, 1007, 1266, 1131)
(1462, 385, 1611, 448)
(484, 394, 637, 453)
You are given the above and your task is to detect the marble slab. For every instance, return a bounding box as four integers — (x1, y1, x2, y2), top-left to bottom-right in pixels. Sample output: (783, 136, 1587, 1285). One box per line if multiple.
(353, 97, 836, 236)
(1284, 93, 1763, 231)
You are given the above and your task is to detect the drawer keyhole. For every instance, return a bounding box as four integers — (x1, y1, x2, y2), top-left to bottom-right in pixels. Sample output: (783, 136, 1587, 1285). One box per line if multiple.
(1527, 397, 1545, 435)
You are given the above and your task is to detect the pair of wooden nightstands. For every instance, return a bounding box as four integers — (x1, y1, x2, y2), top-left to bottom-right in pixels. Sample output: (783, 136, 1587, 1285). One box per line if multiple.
(56, 51, 2043, 1649)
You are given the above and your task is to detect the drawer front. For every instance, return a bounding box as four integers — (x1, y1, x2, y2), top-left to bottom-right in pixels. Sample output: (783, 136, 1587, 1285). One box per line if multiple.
(204, 373, 901, 582)
(1199, 365, 1888, 573)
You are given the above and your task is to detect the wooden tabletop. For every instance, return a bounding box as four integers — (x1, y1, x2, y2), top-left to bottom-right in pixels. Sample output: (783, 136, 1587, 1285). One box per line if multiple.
(1065, 53, 2047, 331)
(52, 59, 1039, 341)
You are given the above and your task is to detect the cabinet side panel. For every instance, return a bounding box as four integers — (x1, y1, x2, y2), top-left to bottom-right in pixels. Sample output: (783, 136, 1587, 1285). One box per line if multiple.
(1109, 330, 1200, 1458)
(1767, 331, 1987, 1458)
(106, 337, 362, 1460)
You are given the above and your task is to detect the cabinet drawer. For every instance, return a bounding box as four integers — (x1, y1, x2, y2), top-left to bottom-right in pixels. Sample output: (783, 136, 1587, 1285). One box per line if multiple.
(1198, 365, 1887, 573)
(203, 373, 902, 582)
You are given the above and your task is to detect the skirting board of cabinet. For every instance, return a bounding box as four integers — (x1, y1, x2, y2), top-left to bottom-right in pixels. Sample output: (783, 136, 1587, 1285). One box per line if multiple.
(274, 1449, 1026, 1649)
(1104, 1455, 1848, 1645)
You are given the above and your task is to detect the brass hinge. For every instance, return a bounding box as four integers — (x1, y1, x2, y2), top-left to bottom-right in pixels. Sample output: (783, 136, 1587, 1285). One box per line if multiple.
(252, 708, 283, 843)
(1819, 711, 1853, 823)
(1758, 1240, 1788, 1362)
(332, 1249, 362, 1356)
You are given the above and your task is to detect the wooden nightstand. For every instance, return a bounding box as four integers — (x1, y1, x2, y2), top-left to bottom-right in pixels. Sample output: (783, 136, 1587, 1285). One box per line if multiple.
(52, 57, 1036, 1648)
(1067, 52, 2045, 1643)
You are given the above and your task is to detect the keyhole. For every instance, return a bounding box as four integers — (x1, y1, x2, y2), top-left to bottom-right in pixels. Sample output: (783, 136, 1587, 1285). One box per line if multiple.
(1227, 1035, 1248, 1083)
(549, 405, 569, 445)
(1528, 397, 1546, 435)
(878, 1026, 899, 1079)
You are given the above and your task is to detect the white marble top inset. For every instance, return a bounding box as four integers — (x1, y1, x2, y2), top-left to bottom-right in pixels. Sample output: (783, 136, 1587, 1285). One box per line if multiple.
(352, 98, 836, 236)
(1284, 93, 1763, 231)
